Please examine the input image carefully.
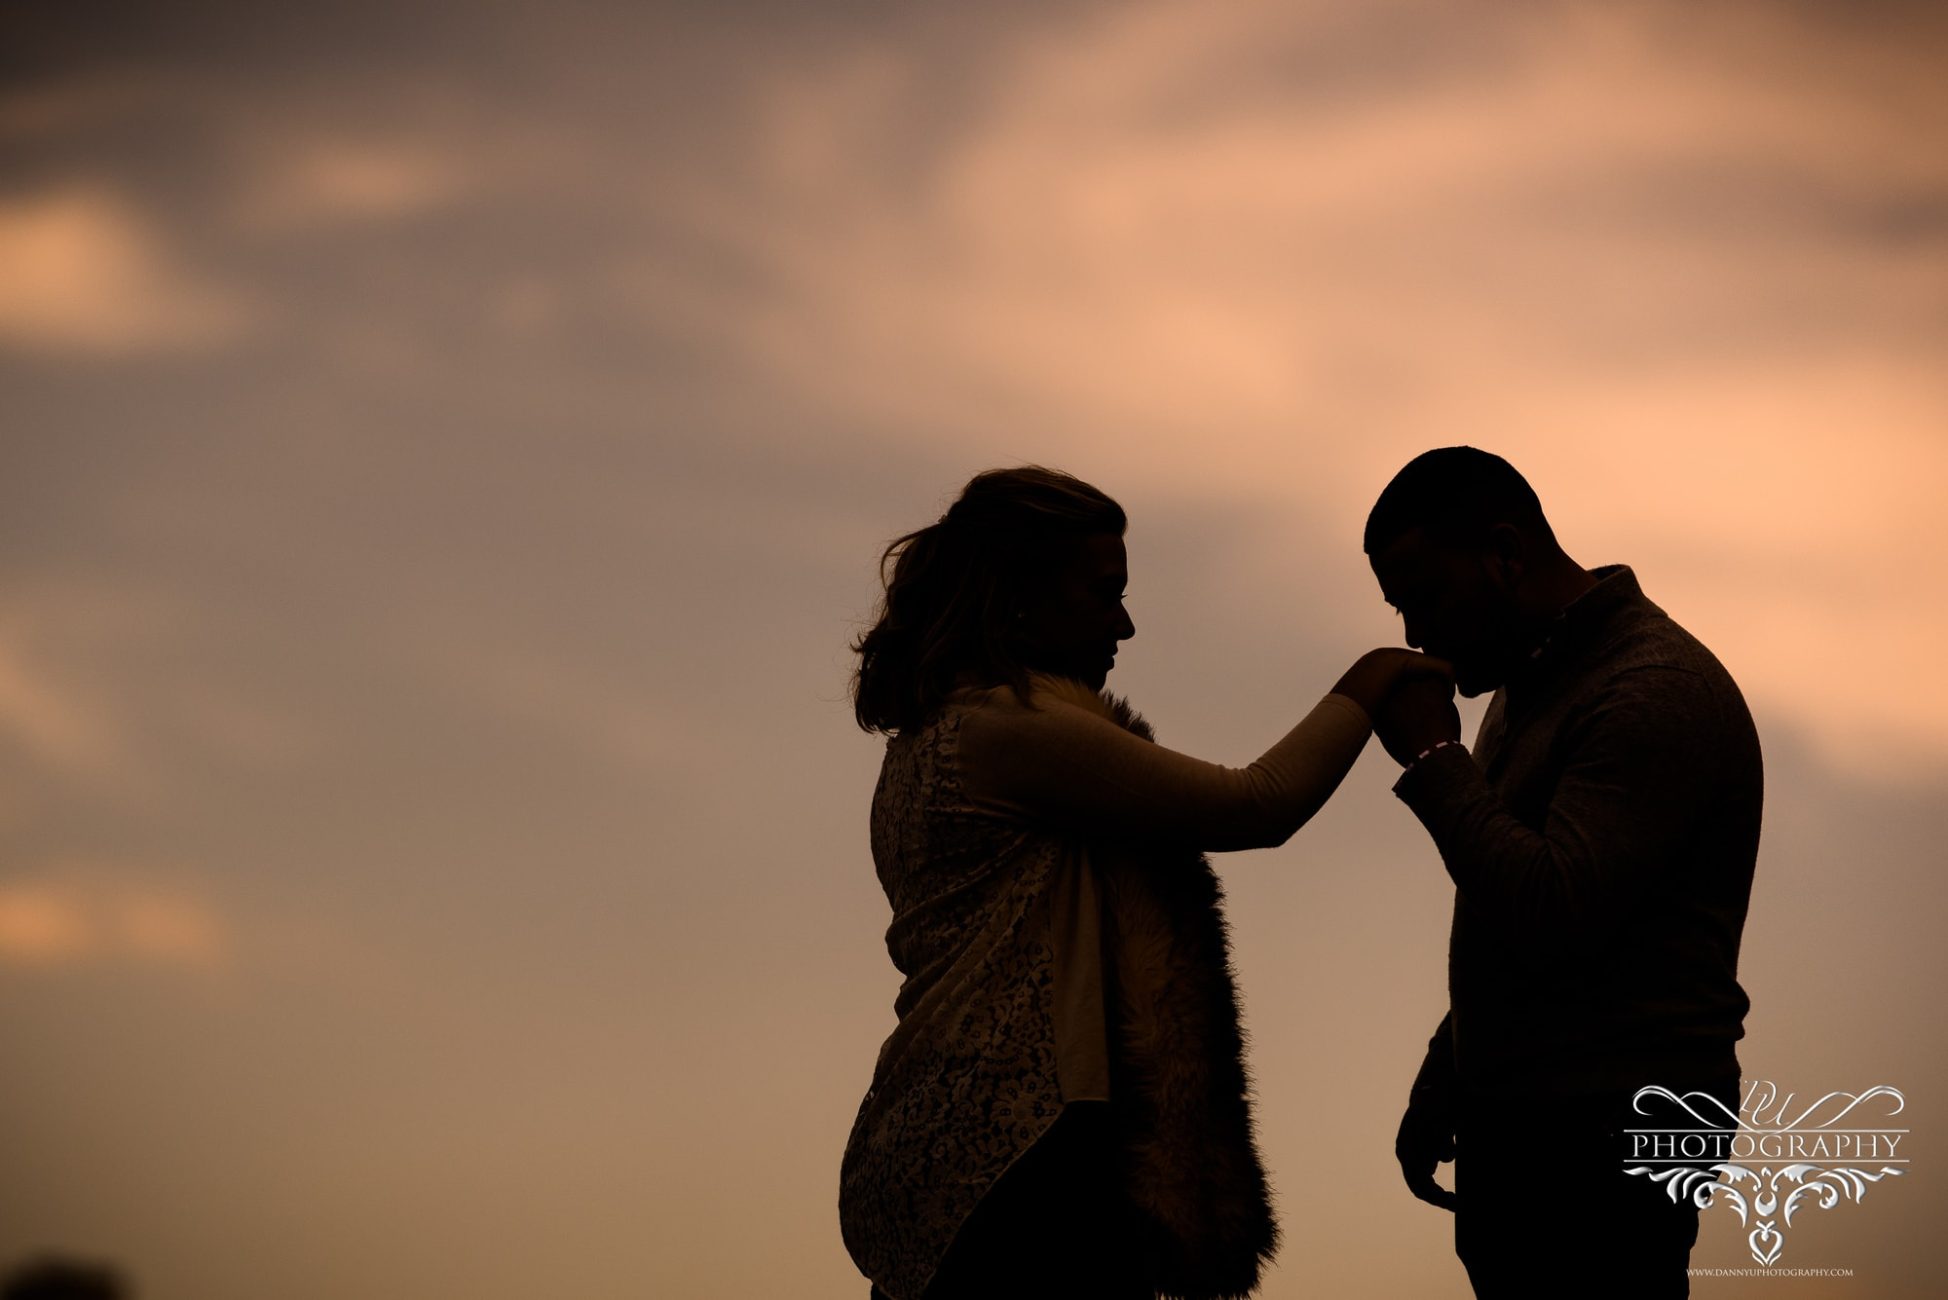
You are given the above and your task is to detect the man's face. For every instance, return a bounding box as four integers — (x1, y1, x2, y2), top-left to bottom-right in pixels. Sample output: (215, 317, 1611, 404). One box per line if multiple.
(1369, 527, 1520, 698)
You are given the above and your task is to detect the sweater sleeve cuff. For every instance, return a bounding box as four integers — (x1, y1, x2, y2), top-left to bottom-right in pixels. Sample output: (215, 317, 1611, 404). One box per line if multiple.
(1390, 738, 1477, 805)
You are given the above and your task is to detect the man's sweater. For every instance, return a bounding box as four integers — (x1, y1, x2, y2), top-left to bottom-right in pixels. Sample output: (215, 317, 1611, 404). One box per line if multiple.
(1394, 564, 1762, 1100)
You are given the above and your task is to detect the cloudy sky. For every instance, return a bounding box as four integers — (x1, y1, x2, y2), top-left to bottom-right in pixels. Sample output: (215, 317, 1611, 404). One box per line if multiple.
(1, 2, 1944, 1296)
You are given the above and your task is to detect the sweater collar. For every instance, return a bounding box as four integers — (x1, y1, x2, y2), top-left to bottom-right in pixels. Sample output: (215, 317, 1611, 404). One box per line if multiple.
(1509, 563, 1652, 690)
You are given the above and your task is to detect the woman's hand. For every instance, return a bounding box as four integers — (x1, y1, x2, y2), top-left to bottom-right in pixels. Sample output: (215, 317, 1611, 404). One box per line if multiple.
(1373, 671, 1462, 768)
(1330, 647, 1454, 720)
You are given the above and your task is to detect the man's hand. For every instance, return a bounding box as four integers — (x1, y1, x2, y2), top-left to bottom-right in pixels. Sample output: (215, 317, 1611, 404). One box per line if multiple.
(1396, 1097, 1458, 1212)
(1373, 671, 1461, 768)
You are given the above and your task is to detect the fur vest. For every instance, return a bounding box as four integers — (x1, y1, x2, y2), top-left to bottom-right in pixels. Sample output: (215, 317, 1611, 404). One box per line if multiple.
(1035, 674, 1279, 1298)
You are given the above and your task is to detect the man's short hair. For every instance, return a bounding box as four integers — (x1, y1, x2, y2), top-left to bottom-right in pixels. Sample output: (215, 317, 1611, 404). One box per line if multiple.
(1363, 446, 1557, 555)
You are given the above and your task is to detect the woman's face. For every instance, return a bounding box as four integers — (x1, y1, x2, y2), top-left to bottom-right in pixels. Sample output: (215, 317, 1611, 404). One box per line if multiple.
(1015, 531, 1136, 689)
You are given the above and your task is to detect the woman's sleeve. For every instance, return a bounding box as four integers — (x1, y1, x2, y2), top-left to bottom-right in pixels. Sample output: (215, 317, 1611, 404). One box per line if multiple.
(956, 688, 1373, 851)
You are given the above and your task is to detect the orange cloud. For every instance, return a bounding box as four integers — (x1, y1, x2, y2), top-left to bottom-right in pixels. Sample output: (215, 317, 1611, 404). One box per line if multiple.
(0, 878, 230, 972)
(0, 884, 96, 965)
(237, 138, 472, 229)
(0, 186, 250, 355)
(0, 635, 123, 779)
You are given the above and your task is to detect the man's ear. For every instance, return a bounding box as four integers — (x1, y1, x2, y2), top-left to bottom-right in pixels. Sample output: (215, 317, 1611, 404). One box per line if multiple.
(1484, 523, 1524, 590)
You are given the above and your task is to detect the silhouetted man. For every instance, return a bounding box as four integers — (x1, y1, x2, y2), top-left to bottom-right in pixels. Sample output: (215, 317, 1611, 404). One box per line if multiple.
(1363, 447, 1761, 1299)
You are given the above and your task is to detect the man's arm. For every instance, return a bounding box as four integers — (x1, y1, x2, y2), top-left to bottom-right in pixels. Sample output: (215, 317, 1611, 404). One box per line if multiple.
(1397, 1010, 1458, 1211)
(1390, 665, 1724, 941)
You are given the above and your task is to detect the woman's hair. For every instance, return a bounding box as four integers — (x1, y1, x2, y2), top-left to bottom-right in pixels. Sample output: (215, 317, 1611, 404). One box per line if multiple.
(851, 465, 1126, 734)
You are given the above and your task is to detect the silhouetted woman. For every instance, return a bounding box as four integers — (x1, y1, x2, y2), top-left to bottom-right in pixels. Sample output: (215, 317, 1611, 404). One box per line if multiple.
(838, 466, 1446, 1300)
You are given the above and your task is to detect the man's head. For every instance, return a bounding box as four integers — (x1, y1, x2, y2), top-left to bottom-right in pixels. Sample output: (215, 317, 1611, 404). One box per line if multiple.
(1364, 447, 1576, 697)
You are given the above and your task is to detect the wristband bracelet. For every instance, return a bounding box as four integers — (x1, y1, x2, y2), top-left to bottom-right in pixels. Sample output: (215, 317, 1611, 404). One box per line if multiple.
(1403, 738, 1461, 775)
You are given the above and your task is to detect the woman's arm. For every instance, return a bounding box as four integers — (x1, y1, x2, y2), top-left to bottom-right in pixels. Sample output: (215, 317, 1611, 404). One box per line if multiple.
(956, 685, 1373, 851)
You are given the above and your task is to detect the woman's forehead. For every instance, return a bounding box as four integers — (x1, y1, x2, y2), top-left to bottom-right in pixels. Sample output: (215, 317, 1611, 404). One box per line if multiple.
(1072, 531, 1127, 577)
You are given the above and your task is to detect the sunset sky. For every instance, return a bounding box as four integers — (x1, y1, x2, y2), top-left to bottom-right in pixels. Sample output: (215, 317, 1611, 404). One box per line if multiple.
(1, 2, 1944, 1297)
